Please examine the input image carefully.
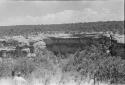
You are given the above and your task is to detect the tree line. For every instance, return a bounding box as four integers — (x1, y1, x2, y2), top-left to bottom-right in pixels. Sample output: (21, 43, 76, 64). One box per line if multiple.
(0, 21, 124, 36)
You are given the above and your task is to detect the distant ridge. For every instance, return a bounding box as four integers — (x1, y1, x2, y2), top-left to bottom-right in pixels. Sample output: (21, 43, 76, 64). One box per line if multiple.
(0, 21, 124, 36)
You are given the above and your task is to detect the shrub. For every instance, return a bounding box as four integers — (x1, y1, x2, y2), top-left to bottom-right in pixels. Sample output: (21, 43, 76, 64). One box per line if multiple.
(0, 58, 15, 77)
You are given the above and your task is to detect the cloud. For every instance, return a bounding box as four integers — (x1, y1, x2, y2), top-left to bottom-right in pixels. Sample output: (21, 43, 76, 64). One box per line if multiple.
(0, 0, 7, 4)
(0, 8, 124, 26)
(32, 8, 124, 24)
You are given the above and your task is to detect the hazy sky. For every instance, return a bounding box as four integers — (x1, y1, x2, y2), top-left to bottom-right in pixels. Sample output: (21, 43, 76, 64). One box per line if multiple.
(0, 0, 124, 26)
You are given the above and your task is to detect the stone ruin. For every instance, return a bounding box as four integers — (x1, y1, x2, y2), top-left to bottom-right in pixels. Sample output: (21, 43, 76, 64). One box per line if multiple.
(0, 39, 36, 58)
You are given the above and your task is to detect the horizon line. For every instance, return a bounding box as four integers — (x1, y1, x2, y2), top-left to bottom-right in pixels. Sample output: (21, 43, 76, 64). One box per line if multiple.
(0, 20, 124, 27)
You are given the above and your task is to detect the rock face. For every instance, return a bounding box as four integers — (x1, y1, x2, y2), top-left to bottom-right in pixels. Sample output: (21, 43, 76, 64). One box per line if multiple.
(44, 33, 125, 59)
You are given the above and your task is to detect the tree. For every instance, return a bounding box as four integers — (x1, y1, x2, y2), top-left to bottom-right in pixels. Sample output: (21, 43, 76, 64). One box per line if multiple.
(64, 43, 125, 84)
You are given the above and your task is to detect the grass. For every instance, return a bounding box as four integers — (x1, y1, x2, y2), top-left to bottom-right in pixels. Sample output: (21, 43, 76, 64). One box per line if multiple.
(0, 77, 110, 85)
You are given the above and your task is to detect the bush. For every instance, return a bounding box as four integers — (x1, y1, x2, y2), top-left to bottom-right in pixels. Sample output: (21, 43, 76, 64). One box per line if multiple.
(0, 58, 15, 78)
(64, 44, 125, 84)
(13, 57, 36, 77)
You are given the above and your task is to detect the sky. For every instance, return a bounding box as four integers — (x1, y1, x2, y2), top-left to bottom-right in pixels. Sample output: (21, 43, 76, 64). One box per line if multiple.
(0, 0, 124, 26)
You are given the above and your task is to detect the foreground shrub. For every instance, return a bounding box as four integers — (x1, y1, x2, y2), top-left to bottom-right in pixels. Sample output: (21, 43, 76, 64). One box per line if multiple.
(64, 45, 125, 84)
(13, 57, 36, 77)
(0, 58, 15, 77)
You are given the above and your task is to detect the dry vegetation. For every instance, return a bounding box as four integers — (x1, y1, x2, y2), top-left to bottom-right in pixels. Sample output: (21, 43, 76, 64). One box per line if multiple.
(0, 41, 125, 85)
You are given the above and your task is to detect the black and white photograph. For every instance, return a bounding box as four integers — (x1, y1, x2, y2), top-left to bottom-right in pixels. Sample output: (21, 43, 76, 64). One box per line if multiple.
(0, 0, 124, 85)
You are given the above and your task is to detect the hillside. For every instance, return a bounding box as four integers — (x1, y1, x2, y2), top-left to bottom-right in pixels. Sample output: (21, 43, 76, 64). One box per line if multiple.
(0, 21, 124, 36)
